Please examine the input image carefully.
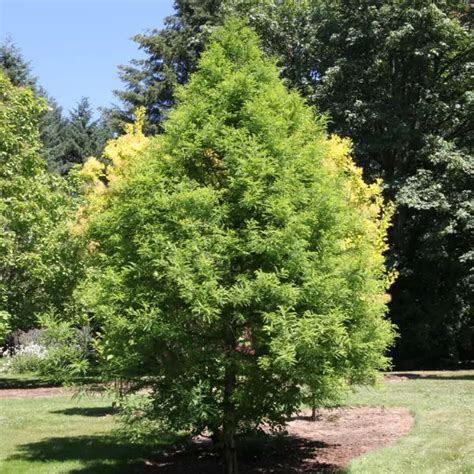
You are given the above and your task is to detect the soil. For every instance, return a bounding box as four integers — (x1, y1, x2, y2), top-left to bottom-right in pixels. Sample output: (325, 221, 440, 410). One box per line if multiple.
(139, 406, 414, 473)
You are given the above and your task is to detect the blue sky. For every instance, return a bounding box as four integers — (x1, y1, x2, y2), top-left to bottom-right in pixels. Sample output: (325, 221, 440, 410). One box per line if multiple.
(0, 0, 175, 114)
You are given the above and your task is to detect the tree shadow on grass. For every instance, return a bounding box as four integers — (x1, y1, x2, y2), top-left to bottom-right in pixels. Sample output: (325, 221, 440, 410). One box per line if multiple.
(389, 373, 474, 381)
(51, 406, 116, 417)
(7, 433, 175, 473)
(8, 432, 339, 473)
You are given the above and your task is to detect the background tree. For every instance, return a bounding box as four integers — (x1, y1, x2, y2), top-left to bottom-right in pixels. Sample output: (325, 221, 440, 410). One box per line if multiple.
(80, 21, 394, 473)
(0, 71, 81, 333)
(296, 0, 473, 366)
(0, 38, 38, 88)
(0, 40, 112, 175)
(58, 97, 111, 174)
(108, 0, 230, 134)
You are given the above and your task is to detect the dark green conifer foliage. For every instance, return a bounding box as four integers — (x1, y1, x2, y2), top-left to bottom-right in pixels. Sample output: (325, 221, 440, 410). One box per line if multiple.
(0, 38, 38, 88)
(59, 98, 111, 174)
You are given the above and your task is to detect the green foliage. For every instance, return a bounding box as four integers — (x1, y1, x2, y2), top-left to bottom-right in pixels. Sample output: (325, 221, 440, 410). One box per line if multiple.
(0, 71, 82, 332)
(36, 313, 92, 382)
(115, 0, 473, 366)
(0, 38, 38, 88)
(56, 97, 111, 175)
(80, 20, 394, 468)
(0, 311, 10, 343)
(296, 0, 473, 366)
(394, 137, 473, 363)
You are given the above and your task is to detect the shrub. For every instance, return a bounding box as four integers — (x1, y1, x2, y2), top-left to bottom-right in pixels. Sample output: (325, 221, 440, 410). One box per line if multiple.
(1, 317, 93, 381)
(36, 313, 92, 382)
(2, 342, 47, 373)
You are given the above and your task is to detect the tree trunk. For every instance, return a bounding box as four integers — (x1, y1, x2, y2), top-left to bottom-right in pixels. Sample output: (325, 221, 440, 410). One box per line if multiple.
(223, 364, 238, 474)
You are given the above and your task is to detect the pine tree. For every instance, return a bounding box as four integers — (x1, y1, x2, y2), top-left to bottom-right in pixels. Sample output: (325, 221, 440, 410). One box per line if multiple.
(0, 38, 38, 88)
(59, 98, 111, 174)
(40, 97, 69, 173)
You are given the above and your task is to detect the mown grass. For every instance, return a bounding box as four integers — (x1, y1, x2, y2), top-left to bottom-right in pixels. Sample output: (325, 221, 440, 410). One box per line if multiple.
(0, 370, 472, 473)
(345, 370, 474, 474)
(0, 393, 120, 473)
(0, 386, 176, 473)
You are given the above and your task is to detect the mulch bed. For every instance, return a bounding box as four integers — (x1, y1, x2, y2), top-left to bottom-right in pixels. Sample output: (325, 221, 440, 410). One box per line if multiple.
(140, 406, 413, 473)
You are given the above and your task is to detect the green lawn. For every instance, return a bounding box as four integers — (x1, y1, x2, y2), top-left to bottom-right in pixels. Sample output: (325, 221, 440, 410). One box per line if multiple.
(0, 393, 127, 473)
(0, 370, 473, 473)
(346, 371, 474, 474)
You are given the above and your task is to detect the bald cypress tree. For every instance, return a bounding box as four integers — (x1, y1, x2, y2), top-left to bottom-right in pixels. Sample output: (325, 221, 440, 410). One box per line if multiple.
(81, 20, 394, 473)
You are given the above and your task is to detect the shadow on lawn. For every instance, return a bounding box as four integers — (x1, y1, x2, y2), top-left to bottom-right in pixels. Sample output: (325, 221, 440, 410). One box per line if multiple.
(8, 433, 338, 473)
(0, 376, 61, 390)
(51, 406, 116, 417)
(8, 434, 150, 473)
(391, 373, 474, 381)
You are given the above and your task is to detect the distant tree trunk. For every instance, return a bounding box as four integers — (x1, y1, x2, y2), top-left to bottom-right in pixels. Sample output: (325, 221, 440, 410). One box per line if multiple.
(222, 359, 238, 474)
(311, 394, 316, 421)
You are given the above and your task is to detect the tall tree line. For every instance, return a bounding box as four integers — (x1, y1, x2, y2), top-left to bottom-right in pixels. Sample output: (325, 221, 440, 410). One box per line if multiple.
(110, 0, 473, 367)
(0, 40, 111, 175)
